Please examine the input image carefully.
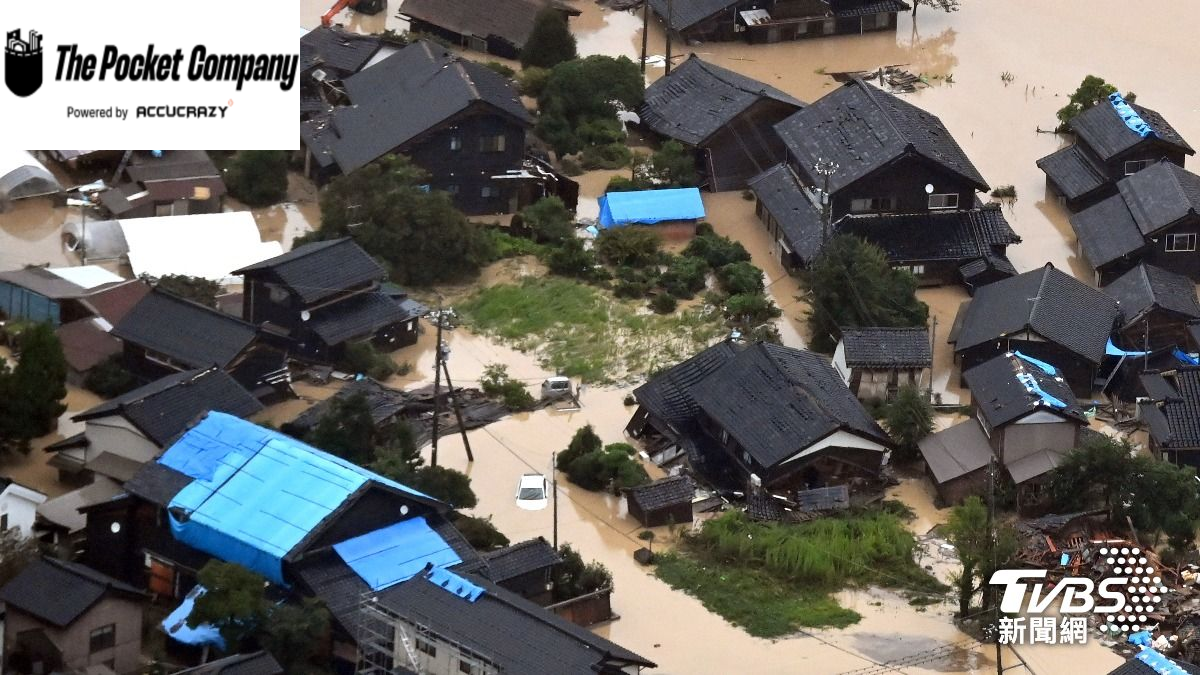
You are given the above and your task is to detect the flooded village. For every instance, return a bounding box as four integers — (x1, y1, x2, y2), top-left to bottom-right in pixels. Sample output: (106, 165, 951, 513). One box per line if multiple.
(1, 1, 1199, 674)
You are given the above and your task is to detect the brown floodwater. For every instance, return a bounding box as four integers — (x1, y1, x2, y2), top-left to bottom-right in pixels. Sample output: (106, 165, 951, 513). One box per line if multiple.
(0, 197, 78, 270)
(4, 386, 104, 499)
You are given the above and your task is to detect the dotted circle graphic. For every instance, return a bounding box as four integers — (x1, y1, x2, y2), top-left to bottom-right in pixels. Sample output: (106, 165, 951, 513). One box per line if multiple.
(1096, 546, 1161, 634)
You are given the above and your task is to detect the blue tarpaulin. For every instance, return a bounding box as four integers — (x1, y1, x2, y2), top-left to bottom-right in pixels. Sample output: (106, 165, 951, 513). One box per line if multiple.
(1174, 347, 1200, 365)
(1136, 647, 1190, 675)
(426, 566, 485, 602)
(160, 413, 437, 585)
(1013, 351, 1058, 376)
(1106, 338, 1151, 357)
(161, 585, 226, 649)
(333, 517, 461, 591)
(1109, 92, 1155, 138)
(597, 188, 705, 228)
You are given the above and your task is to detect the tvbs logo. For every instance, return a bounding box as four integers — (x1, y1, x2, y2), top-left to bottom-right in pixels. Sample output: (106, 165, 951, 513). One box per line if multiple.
(990, 545, 1164, 636)
(6, 28, 43, 97)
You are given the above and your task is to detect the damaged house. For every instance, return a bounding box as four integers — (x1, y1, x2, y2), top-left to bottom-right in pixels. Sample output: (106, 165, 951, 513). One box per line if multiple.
(98, 150, 226, 219)
(1140, 366, 1200, 467)
(832, 327, 932, 402)
(627, 341, 892, 493)
(639, 55, 805, 191)
(648, 0, 909, 44)
(1102, 262, 1200, 352)
(949, 263, 1121, 396)
(399, 0, 580, 60)
(1037, 93, 1193, 212)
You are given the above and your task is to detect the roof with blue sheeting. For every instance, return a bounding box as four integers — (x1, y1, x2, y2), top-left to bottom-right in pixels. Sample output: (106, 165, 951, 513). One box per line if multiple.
(159, 412, 439, 585)
(963, 352, 1088, 429)
(597, 188, 705, 228)
(333, 517, 461, 591)
(162, 585, 226, 649)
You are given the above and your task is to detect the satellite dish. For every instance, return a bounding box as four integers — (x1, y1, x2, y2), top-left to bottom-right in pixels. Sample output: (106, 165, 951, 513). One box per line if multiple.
(300, 310, 311, 321)
(924, 183, 935, 194)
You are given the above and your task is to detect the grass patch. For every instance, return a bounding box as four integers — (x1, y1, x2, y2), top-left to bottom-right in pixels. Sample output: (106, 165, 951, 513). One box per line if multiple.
(655, 553, 860, 637)
(458, 277, 725, 383)
(654, 510, 948, 638)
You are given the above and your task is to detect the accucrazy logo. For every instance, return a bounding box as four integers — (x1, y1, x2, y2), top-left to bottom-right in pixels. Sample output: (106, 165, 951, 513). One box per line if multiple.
(5, 28, 43, 97)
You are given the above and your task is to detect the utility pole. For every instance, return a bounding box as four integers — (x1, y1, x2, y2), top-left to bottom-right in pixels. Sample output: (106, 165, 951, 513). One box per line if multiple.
(640, 0, 650, 74)
(929, 316, 937, 403)
(551, 451, 559, 549)
(438, 347, 473, 462)
(664, 0, 673, 75)
(430, 300, 445, 467)
(814, 158, 839, 244)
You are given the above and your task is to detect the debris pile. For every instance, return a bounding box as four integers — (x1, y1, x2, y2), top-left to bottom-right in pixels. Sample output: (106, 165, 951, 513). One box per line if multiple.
(828, 65, 928, 93)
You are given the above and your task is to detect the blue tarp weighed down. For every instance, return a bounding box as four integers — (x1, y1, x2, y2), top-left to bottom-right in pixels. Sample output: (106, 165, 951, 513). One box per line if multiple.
(1174, 347, 1200, 366)
(1106, 338, 1151, 358)
(333, 517, 462, 591)
(1109, 92, 1155, 138)
(1013, 351, 1058, 376)
(426, 566, 485, 602)
(162, 585, 226, 650)
(160, 412, 438, 585)
(597, 188, 705, 228)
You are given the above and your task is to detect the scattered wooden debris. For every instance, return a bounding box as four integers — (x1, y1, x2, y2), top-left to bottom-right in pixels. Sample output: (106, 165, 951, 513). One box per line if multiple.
(827, 65, 928, 93)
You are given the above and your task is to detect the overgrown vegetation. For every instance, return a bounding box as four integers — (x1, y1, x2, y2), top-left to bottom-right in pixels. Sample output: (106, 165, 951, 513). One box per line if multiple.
(298, 154, 491, 285)
(594, 227, 663, 267)
(536, 55, 643, 157)
(450, 514, 510, 551)
(554, 425, 649, 491)
(805, 235, 929, 353)
(520, 196, 575, 244)
(656, 510, 946, 637)
(989, 185, 1017, 199)
(554, 543, 615, 600)
(0, 323, 67, 454)
(884, 385, 934, 462)
(520, 7, 578, 69)
(83, 354, 138, 398)
(338, 341, 403, 380)
(944, 496, 1017, 617)
(607, 141, 701, 191)
(480, 363, 536, 410)
(1055, 75, 1136, 130)
(225, 150, 289, 207)
(154, 274, 221, 307)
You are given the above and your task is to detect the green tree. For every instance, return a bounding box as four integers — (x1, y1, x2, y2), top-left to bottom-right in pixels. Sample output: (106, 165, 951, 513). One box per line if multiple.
(338, 341, 399, 380)
(261, 598, 331, 674)
(537, 56, 644, 155)
(1055, 75, 1123, 129)
(0, 530, 42, 587)
(724, 293, 781, 325)
(659, 255, 709, 299)
(451, 514, 510, 551)
(545, 238, 600, 280)
(155, 274, 221, 308)
(521, 196, 575, 244)
(805, 235, 929, 353)
(0, 323, 67, 454)
(189, 561, 270, 651)
(944, 496, 1016, 617)
(1047, 434, 1135, 515)
(480, 363, 536, 410)
(408, 465, 478, 508)
(883, 385, 933, 462)
(638, 140, 700, 188)
(520, 7, 578, 69)
(594, 227, 662, 267)
(302, 155, 490, 285)
(226, 150, 289, 206)
(912, 0, 960, 17)
(557, 424, 603, 471)
(716, 261, 764, 296)
(553, 543, 614, 600)
(306, 392, 377, 465)
(682, 231, 751, 268)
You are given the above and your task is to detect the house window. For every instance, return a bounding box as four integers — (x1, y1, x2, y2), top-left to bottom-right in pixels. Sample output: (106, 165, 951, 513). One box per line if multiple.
(481, 186, 496, 198)
(850, 196, 894, 213)
(446, 184, 460, 195)
(155, 202, 176, 217)
(822, 19, 835, 34)
(0, 514, 7, 531)
(479, 134, 506, 152)
(89, 624, 116, 653)
(897, 264, 926, 276)
(1166, 233, 1197, 252)
(450, 136, 462, 151)
(1124, 159, 1154, 175)
(459, 660, 478, 674)
(416, 638, 437, 657)
(928, 193, 959, 209)
(268, 285, 289, 303)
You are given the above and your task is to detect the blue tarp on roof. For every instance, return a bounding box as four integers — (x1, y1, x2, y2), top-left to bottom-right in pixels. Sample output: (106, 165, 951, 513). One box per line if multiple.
(1013, 351, 1058, 376)
(333, 517, 462, 591)
(1136, 647, 1190, 675)
(160, 412, 437, 585)
(597, 188, 705, 228)
(161, 585, 226, 649)
(1175, 347, 1200, 365)
(426, 566, 485, 602)
(1106, 338, 1151, 357)
(1109, 92, 1156, 138)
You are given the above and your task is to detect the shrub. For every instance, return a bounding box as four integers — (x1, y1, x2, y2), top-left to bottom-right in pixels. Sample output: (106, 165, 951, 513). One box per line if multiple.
(407, 465, 477, 508)
(623, 393, 637, 406)
(577, 118, 625, 147)
(521, 196, 575, 244)
(564, 441, 649, 491)
(990, 185, 1017, 199)
(517, 66, 552, 97)
(725, 293, 781, 324)
(520, 7, 578, 69)
(683, 232, 751, 268)
(225, 151, 289, 206)
(546, 238, 601, 280)
(83, 355, 138, 398)
(480, 363, 536, 410)
(716, 261, 765, 296)
(606, 175, 648, 193)
(595, 227, 662, 267)
(650, 294, 677, 314)
(338, 341, 399, 380)
(557, 425, 603, 471)
(660, 255, 708, 299)
(486, 230, 545, 261)
(452, 514, 510, 551)
(554, 544, 614, 600)
(580, 142, 632, 170)
(559, 156, 583, 176)
(483, 61, 515, 78)
(614, 279, 652, 299)
(155, 274, 221, 308)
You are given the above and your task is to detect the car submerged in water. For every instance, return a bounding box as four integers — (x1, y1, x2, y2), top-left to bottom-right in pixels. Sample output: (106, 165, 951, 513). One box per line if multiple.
(516, 473, 549, 511)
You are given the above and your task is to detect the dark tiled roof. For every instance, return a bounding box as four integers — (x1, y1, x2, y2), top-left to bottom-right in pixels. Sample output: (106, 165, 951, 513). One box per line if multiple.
(124, 151, 221, 183)
(691, 343, 890, 468)
(840, 327, 932, 368)
(1140, 367, 1200, 450)
(963, 352, 1087, 428)
(774, 79, 987, 194)
(1104, 263, 1200, 327)
(302, 41, 531, 175)
(959, 253, 1018, 283)
(1117, 161, 1200, 236)
(641, 56, 804, 146)
(1071, 101, 1195, 161)
(951, 264, 1120, 365)
(233, 238, 385, 305)
(1106, 650, 1200, 675)
(747, 164, 825, 265)
(831, 0, 910, 16)
(918, 419, 993, 484)
(123, 461, 195, 506)
(633, 341, 740, 434)
(625, 474, 694, 512)
(0, 557, 144, 627)
(300, 26, 382, 76)
(112, 290, 258, 369)
(73, 367, 263, 446)
(835, 203, 1020, 264)
(374, 570, 655, 673)
(480, 537, 562, 583)
(1069, 192, 1148, 269)
(400, 0, 578, 50)
(308, 291, 414, 346)
(284, 378, 410, 435)
(173, 651, 284, 675)
(647, 0, 742, 31)
(84, 452, 145, 483)
(1036, 144, 1107, 201)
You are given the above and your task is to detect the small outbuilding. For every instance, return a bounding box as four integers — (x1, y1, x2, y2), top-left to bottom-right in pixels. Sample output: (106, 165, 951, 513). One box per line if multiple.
(480, 537, 562, 603)
(833, 327, 932, 402)
(624, 475, 695, 528)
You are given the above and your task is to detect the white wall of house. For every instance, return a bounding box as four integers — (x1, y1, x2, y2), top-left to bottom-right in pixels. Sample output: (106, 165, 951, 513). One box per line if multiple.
(781, 430, 888, 465)
(832, 343, 851, 384)
(82, 416, 159, 464)
(0, 483, 48, 536)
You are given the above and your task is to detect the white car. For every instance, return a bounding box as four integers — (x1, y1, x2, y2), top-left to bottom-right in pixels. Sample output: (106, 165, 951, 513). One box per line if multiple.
(515, 473, 549, 511)
(541, 376, 572, 400)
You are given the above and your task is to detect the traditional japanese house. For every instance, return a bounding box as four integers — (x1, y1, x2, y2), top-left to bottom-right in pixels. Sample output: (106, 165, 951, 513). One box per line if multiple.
(648, 0, 908, 44)
(479, 537, 562, 603)
(1140, 367, 1200, 467)
(400, 0, 580, 60)
(624, 475, 695, 528)
(1038, 94, 1193, 211)
(746, 163, 825, 271)
(98, 150, 225, 219)
(949, 263, 1120, 396)
(639, 55, 805, 191)
(1103, 263, 1200, 352)
(833, 327, 932, 402)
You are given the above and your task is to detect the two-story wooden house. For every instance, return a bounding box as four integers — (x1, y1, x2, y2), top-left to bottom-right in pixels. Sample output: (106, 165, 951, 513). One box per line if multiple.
(1070, 160, 1200, 284)
(1037, 94, 1193, 211)
(232, 238, 425, 361)
(1103, 263, 1200, 352)
(300, 40, 535, 216)
(649, 0, 909, 44)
